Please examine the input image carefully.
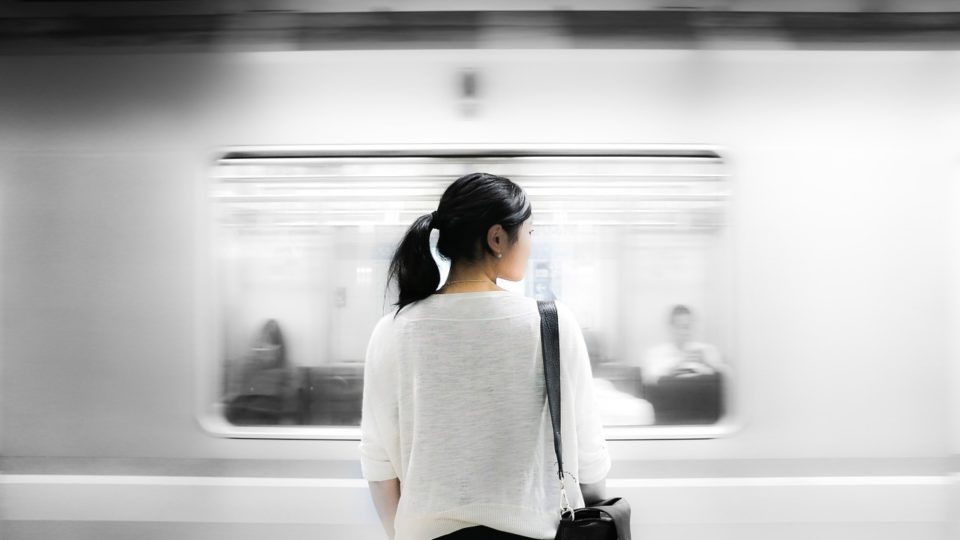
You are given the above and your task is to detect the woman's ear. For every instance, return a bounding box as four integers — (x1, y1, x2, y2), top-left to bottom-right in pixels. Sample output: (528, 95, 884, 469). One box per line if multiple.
(486, 224, 504, 255)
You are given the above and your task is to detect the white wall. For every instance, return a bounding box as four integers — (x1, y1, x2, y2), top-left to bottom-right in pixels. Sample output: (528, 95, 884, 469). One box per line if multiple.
(950, 139, 960, 459)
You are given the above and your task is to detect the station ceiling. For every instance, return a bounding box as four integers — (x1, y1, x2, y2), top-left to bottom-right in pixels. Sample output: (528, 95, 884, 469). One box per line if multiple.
(2, 0, 959, 52)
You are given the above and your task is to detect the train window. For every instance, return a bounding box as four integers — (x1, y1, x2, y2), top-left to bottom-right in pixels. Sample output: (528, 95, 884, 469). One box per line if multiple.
(197, 146, 737, 439)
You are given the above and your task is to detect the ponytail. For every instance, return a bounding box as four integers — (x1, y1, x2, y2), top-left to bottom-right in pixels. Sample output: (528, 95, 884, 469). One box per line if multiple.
(386, 172, 531, 316)
(387, 212, 440, 315)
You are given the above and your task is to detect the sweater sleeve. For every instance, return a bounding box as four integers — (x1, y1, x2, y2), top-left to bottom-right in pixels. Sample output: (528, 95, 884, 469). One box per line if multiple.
(359, 315, 399, 482)
(557, 302, 612, 485)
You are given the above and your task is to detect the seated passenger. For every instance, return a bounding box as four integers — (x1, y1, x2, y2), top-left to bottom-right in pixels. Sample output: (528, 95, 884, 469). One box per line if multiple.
(225, 319, 297, 425)
(642, 304, 725, 385)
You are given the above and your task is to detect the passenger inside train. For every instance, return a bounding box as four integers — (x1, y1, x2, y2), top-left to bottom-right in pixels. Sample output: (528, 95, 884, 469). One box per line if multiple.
(642, 305, 727, 424)
(643, 305, 725, 382)
(224, 319, 299, 425)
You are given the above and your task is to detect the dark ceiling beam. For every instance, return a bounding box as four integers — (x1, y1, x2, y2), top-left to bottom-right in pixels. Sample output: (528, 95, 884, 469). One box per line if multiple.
(1, 10, 959, 52)
(3, 0, 960, 19)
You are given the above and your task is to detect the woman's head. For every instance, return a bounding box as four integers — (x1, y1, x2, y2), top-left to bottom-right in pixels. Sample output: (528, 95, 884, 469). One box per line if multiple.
(252, 319, 286, 368)
(387, 172, 533, 313)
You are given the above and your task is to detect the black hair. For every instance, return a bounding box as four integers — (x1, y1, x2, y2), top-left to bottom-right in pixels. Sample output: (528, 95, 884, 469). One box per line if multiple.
(386, 172, 532, 315)
(254, 318, 286, 368)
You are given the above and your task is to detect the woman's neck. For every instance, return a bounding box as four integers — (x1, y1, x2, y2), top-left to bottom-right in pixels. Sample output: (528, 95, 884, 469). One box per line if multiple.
(438, 262, 505, 293)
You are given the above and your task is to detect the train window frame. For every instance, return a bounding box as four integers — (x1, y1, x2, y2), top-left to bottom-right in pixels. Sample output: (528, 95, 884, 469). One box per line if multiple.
(194, 144, 743, 440)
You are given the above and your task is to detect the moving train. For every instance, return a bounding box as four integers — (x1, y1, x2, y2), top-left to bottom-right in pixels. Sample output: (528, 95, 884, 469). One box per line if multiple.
(1, 2, 958, 539)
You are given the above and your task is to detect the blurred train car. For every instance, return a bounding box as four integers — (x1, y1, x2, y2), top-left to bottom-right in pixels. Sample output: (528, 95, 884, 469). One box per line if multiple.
(2, 2, 960, 540)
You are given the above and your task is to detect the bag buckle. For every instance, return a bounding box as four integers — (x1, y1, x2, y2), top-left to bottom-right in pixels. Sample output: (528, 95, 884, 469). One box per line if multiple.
(560, 484, 575, 520)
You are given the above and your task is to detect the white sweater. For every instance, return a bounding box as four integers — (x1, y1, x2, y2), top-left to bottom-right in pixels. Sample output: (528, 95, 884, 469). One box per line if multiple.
(359, 290, 611, 540)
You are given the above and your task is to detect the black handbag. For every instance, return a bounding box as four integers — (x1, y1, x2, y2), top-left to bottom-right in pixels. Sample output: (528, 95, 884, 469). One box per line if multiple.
(537, 301, 632, 540)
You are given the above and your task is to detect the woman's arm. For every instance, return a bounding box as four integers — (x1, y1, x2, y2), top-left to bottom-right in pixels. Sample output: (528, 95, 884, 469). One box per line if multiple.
(558, 302, 612, 507)
(360, 316, 402, 538)
(368, 478, 401, 539)
(580, 478, 607, 505)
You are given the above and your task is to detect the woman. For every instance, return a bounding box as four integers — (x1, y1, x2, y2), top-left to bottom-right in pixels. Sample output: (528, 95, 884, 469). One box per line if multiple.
(360, 172, 610, 540)
(225, 319, 294, 425)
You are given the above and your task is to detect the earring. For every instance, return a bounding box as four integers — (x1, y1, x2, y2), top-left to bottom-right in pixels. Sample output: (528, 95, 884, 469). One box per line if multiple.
(497, 253, 502, 259)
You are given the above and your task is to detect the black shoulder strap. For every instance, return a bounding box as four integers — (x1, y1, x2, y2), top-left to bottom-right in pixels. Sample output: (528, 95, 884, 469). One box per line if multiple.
(537, 300, 564, 481)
